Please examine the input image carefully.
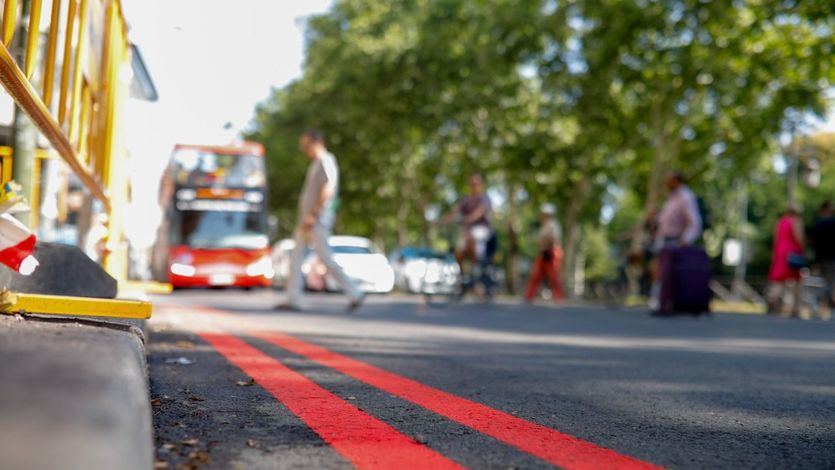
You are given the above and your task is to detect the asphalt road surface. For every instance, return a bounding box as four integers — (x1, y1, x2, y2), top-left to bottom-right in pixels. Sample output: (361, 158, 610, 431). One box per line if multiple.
(149, 290, 835, 469)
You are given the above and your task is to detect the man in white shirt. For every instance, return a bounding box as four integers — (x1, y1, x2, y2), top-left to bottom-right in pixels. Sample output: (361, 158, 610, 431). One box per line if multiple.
(278, 130, 364, 312)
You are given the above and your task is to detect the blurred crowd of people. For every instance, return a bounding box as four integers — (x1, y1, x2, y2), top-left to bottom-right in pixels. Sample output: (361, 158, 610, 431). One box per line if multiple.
(276, 129, 833, 319)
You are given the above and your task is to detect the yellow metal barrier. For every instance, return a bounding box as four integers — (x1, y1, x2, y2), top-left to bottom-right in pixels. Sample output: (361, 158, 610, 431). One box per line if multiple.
(0, 146, 60, 230)
(0, 0, 134, 281)
(0, 1, 148, 320)
(0, 145, 12, 183)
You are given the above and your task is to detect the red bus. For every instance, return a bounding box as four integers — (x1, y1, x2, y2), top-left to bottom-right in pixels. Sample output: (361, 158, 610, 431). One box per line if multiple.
(154, 141, 274, 288)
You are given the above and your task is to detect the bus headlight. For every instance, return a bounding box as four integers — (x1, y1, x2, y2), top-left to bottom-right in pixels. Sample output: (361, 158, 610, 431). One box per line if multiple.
(176, 189, 196, 201)
(244, 191, 264, 203)
(170, 263, 196, 277)
(246, 256, 275, 279)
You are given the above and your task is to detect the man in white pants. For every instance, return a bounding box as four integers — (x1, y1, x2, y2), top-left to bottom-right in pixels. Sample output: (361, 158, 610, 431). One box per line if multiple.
(278, 130, 364, 312)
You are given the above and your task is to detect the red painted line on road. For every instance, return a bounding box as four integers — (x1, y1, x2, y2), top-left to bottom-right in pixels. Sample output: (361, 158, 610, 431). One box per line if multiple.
(198, 332, 464, 470)
(255, 330, 661, 470)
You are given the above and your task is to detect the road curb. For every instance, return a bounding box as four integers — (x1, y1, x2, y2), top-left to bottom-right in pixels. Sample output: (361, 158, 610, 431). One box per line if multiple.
(0, 314, 153, 470)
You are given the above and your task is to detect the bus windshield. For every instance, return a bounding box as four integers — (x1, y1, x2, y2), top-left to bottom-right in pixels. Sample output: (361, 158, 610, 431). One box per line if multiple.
(171, 148, 265, 188)
(178, 210, 268, 249)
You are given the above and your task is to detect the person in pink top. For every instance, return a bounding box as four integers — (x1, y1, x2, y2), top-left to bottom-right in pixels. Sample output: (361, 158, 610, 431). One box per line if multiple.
(650, 172, 702, 313)
(766, 207, 805, 317)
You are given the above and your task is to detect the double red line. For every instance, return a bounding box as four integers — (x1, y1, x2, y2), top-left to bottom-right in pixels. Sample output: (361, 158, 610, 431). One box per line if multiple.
(181, 307, 660, 469)
(202, 333, 461, 470)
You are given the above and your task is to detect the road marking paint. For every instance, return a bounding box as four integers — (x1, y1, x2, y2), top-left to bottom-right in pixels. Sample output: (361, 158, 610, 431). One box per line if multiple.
(198, 332, 464, 470)
(255, 330, 661, 470)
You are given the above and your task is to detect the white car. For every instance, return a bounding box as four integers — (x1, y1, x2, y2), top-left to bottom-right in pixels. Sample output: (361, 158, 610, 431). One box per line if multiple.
(303, 236, 395, 294)
(389, 247, 460, 294)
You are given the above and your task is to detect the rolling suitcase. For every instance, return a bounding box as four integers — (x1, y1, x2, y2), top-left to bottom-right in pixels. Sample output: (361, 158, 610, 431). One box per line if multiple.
(670, 246, 712, 314)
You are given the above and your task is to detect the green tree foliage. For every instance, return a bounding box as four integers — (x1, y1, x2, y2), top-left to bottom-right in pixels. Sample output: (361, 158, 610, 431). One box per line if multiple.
(248, 0, 835, 292)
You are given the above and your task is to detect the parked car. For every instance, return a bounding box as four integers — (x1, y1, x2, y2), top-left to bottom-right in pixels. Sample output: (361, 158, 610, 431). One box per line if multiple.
(389, 247, 460, 295)
(304, 236, 395, 294)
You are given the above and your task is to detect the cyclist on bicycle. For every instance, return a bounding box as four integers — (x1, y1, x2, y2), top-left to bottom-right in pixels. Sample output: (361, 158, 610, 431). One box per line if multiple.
(440, 173, 495, 296)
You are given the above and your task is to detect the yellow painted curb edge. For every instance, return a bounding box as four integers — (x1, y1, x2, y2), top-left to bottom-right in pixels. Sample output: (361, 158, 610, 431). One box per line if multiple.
(1, 292, 152, 319)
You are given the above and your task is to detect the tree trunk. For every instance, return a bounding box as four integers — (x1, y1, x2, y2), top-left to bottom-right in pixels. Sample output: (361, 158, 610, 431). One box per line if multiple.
(396, 201, 409, 248)
(562, 175, 591, 299)
(504, 184, 520, 295)
(629, 101, 679, 253)
(417, 199, 430, 246)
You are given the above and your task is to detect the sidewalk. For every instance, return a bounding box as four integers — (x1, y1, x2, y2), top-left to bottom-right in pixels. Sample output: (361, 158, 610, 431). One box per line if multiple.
(0, 314, 152, 470)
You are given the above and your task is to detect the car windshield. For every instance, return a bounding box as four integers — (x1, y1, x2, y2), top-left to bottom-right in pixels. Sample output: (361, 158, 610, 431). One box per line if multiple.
(179, 210, 267, 249)
(332, 245, 372, 254)
(402, 248, 447, 259)
(171, 149, 265, 188)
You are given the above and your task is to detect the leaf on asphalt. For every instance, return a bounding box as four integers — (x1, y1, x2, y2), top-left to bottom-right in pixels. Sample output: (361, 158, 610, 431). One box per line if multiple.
(151, 398, 162, 407)
(189, 450, 210, 463)
(175, 340, 196, 350)
(161, 443, 177, 450)
(246, 439, 259, 448)
(165, 357, 194, 365)
(153, 460, 169, 469)
(236, 378, 256, 387)
(181, 438, 199, 446)
(187, 395, 205, 402)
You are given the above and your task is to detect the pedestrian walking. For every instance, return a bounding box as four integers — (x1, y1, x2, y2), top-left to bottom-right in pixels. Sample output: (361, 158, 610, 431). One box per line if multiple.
(651, 172, 707, 315)
(277, 130, 364, 312)
(524, 203, 564, 303)
(766, 206, 806, 317)
(809, 201, 835, 314)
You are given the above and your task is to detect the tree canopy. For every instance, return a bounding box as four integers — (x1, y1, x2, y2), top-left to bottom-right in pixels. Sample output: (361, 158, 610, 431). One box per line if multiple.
(248, 0, 835, 293)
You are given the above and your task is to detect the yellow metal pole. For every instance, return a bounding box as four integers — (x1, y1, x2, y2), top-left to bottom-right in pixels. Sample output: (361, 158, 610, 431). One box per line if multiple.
(102, 0, 129, 281)
(23, 0, 42, 78)
(2, 0, 18, 46)
(57, 0, 76, 125)
(41, 0, 60, 106)
(0, 146, 13, 183)
(1, 292, 152, 319)
(67, 0, 87, 143)
(77, 83, 90, 158)
(29, 153, 41, 228)
(91, 0, 112, 181)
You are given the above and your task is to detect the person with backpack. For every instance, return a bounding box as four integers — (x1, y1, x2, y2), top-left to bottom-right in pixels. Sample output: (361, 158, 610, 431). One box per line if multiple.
(650, 172, 708, 315)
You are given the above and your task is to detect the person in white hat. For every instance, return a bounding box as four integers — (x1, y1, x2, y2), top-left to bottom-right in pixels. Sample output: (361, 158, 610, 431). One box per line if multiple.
(524, 203, 564, 303)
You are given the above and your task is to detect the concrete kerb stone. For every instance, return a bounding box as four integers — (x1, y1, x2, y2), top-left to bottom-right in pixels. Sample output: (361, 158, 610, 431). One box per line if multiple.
(0, 314, 153, 470)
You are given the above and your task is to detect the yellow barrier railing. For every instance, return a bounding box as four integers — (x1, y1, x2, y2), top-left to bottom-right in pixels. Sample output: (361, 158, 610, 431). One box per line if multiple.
(0, 0, 133, 214)
(0, 0, 134, 280)
(0, 145, 12, 183)
(0, 146, 57, 230)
